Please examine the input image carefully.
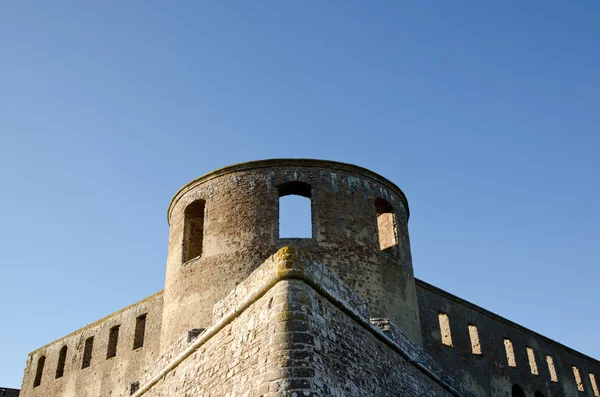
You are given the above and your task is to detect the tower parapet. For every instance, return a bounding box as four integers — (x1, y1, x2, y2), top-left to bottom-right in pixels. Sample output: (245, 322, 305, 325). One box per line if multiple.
(160, 159, 422, 351)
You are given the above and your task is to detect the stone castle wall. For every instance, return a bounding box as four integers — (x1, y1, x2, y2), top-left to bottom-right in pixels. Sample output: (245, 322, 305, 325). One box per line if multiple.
(128, 248, 462, 397)
(0, 388, 19, 397)
(20, 292, 163, 397)
(417, 279, 600, 397)
(138, 278, 453, 397)
(139, 280, 292, 397)
(16, 159, 600, 397)
(20, 250, 600, 397)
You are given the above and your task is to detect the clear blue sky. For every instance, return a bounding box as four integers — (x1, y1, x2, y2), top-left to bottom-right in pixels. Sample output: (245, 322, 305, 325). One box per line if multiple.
(1, 1, 599, 389)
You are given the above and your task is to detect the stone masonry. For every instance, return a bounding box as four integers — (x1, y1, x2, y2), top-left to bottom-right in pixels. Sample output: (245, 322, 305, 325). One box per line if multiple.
(0, 388, 19, 397)
(17, 159, 600, 397)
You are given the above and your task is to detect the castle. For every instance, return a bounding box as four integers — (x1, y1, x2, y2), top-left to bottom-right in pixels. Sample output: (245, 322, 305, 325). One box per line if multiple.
(18, 159, 600, 396)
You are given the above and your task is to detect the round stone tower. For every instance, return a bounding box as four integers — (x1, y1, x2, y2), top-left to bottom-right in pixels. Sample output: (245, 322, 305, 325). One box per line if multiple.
(160, 159, 422, 351)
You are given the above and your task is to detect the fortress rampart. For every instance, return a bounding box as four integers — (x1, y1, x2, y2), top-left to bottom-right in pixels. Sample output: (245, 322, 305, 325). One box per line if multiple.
(16, 159, 600, 397)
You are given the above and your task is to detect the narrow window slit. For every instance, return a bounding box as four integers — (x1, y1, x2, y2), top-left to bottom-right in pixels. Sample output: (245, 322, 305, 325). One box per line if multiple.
(55, 346, 67, 378)
(504, 339, 516, 367)
(133, 314, 147, 349)
(182, 200, 205, 262)
(468, 324, 481, 355)
(546, 355, 558, 382)
(375, 198, 397, 253)
(527, 347, 539, 375)
(573, 366, 584, 391)
(278, 181, 312, 238)
(589, 373, 599, 397)
(33, 355, 45, 387)
(81, 337, 94, 369)
(107, 325, 120, 359)
(438, 313, 453, 347)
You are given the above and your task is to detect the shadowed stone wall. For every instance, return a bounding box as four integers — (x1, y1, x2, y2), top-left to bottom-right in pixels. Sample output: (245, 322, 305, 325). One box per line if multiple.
(0, 388, 19, 397)
(417, 279, 600, 397)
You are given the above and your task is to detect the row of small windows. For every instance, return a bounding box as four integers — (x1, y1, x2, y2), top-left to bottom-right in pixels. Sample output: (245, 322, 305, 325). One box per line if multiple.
(438, 313, 600, 395)
(181, 181, 399, 263)
(504, 335, 598, 395)
(33, 314, 147, 388)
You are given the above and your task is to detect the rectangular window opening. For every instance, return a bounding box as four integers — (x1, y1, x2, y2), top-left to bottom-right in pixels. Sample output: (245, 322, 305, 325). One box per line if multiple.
(107, 325, 120, 359)
(182, 200, 205, 262)
(278, 181, 312, 239)
(468, 324, 482, 355)
(546, 355, 558, 382)
(590, 373, 599, 397)
(55, 346, 67, 378)
(133, 314, 147, 350)
(375, 198, 398, 252)
(573, 366, 584, 391)
(33, 356, 45, 387)
(81, 337, 94, 369)
(527, 347, 539, 375)
(438, 313, 453, 347)
(504, 339, 516, 367)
